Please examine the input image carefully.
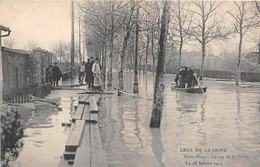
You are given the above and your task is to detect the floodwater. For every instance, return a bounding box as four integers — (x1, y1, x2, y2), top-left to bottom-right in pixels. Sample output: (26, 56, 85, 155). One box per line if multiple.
(13, 72, 260, 167)
(13, 78, 81, 167)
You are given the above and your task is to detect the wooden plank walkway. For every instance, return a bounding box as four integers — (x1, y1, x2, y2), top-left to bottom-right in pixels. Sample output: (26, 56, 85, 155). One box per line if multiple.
(90, 95, 98, 113)
(90, 124, 108, 167)
(73, 123, 91, 167)
(78, 95, 90, 104)
(52, 87, 85, 90)
(78, 91, 114, 94)
(81, 104, 91, 121)
(65, 120, 85, 152)
(59, 93, 108, 166)
(72, 104, 85, 122)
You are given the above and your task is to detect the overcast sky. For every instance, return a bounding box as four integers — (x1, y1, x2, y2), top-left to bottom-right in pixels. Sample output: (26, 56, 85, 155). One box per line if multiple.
(0, 0, 74, 50)
(0, 0, 259, 56)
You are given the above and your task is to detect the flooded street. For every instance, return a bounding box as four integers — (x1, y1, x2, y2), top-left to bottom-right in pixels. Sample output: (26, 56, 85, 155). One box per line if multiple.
(13, 72, 260, 167)
(13, 78, 82, 167)
(99, 72, 260, 167)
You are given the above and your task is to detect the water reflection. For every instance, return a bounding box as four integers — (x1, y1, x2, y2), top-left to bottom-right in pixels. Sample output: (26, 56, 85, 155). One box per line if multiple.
(150, 128, 165, 167)
(13, 90, 80, 167)
(176, 92, 198, 113)
(197, 95, 206, 145)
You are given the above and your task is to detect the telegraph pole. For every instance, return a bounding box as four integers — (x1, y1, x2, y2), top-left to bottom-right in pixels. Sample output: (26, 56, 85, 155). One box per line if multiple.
(83, 38, 85, 62)
(71, 0, 75, 85)
(79, 17, 82, 63)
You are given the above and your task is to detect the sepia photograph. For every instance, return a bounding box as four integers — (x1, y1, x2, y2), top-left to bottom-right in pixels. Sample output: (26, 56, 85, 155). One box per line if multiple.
(0, 0, 260, 167)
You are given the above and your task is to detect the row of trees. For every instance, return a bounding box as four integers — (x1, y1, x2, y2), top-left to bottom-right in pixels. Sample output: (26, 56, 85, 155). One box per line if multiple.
(78, 0, 259, 89)
(77, 0, 259, 127)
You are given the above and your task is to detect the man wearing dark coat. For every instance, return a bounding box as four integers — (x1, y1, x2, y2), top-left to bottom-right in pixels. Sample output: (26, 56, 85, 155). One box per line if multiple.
(85, 58, 94, 90)
(52, 62, 62, 87)
(179, 67, 187, 88)
(186, 67, 194, 88)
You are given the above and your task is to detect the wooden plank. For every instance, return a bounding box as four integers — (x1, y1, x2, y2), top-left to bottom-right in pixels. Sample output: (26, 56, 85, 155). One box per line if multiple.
(65, 120, 85, 152)
(82, 105, 91, 121)
(79, 94, 90, 104)
(118, 89, 139, 98)
(90, 113, 98, 123)
(58, 156, 72, 167)
(72, 104, 85, 122)
(90, 124, 108, 167)
(52, 87, 85, 90)
(78, 91, 114, 94)
(90, 95, 98, 113)
(63, 151, 76, 160)
(62, 123, 72, 127)
(73, 123, 91, 167)
(65, 83, 86, 87)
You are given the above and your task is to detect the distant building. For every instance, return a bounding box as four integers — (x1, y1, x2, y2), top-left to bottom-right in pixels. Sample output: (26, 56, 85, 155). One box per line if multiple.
(243, 52, 259, 64)
(180, 51, 222, 70)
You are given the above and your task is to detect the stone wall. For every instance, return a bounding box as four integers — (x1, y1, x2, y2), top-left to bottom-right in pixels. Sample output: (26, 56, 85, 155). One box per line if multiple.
(2, 47, 53, 101)
(1, 47, 29, 99)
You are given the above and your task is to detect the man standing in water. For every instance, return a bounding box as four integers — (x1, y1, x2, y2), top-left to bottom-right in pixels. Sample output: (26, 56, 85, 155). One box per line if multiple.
(52, 62, 62, 87)
(85, 58, 93, 90)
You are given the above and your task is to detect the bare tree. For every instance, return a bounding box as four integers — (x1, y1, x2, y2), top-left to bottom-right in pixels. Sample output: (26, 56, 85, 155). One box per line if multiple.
(170, 0, 191, 67)
(150, 1, 171, 128)
(118, 2, 135, 90)
(24, 40, 40, 51)
(52, 41, 70, 64)
(107, 1, 114, 87)
(227, 1, 260, 85)
(188, 1, 231, 80)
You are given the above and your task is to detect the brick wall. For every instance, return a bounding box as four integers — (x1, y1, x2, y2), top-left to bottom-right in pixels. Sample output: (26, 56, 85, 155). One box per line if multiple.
(2, 47, 29, 99)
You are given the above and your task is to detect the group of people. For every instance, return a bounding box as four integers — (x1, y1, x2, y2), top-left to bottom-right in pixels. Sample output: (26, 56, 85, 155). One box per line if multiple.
(79, 57, 102, 91)
(175, 67, 198, 88)
(46, 62, 62, 87)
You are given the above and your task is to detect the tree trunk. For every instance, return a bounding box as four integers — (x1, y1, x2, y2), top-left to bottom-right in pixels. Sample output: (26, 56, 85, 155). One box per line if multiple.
(200, 42, 206, 80)
(145, 30, 150, 75)
(179, 42, 182, 67)
(107, 3, 114, 87)
(199, 2, 205, 80)
(118, 29, 131, 90)
(258, 41, 260, 64)
(118, 3, 134, 91)
(178, 0, 182, 68)
(133, 2, 140, 94)
(150, 1, 171, 128)
(151, 28, 155, 85)
(102, 43, 106, 88)
(236, 32, 243, 85)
